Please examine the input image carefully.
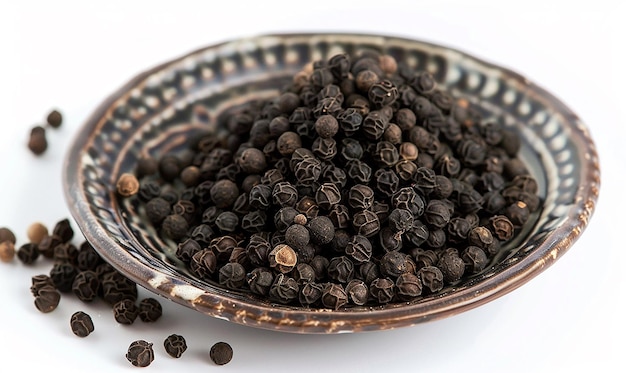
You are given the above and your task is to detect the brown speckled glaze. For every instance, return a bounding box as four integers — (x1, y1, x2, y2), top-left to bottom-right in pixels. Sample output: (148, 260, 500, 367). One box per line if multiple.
(63, 33, 600, 333)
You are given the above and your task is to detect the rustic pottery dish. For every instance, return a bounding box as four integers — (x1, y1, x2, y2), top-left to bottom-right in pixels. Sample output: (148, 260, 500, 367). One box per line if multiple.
(64, 33, 600, 333)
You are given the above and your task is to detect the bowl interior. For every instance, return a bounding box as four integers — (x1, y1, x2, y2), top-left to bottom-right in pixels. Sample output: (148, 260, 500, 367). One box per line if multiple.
(65, 33, 599, 333)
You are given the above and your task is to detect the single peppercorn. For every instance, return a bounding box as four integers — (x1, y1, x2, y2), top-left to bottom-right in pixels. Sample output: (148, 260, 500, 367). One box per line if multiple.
(219, 262, 247, 289)
(28, 126, 48, 155)
(369, 277, 395, 304)
(418, 266, 444, 294)
(269, 273, 299, 304)
(72, 270, 99, 302)
(126, 340, 155, 367)
(163, 334, 187, 358)
(17, 243, 40, 265)
(138, 298, 163, 322)
(70, 311, 94, 337)
(34, 285, 61, 313)
(52, 218, 74, 243)
(210, 342, 233, 366)
(101, 271, 137, 305)
(321, 283, 348, 310)
(46, 109, 63, 128)
(113, 299, 139, 324)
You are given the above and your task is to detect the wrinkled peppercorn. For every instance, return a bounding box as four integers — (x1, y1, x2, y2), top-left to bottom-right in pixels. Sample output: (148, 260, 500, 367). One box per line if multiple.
(70, 311, 94, 337)
(138, 298, 163, 322)
(72, 270, 99, 302)
(113, 299, 139, 324)
(34, 285, 61, 313)
(164, 334, 187, 358)
(126, 340, 155, 367)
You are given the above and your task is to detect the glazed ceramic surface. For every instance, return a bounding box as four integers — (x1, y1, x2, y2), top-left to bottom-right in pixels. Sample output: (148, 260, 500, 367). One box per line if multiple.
(64, 33, 600, 333)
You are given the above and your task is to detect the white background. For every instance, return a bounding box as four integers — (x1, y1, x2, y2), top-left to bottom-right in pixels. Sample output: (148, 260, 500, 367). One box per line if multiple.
(0, 1, 624, 372)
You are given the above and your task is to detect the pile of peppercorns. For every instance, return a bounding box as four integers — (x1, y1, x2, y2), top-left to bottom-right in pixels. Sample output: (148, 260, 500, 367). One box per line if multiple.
(1, 221, 233, 367)
(125, 50, 540, 310)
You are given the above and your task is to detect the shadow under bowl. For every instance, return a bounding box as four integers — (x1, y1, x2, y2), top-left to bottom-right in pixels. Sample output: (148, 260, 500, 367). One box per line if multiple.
(64, 33, 600, 334)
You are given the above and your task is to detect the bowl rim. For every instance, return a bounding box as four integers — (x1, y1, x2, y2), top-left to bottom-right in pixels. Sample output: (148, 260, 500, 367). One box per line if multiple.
(63, 32, 600, 333)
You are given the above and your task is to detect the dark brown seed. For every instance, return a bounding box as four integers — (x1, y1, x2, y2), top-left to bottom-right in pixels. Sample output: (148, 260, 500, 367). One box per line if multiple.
(210, 342, 233, 365)
(34, 285, 61, 313)
(17, 243, 40, 265)
(321, 283, 348, 310)
(70, 311, 94, 337)
(113, 299, 139, 324)
(126, 340, 155, 367)
(164, 334, 187, 358)
(28, 126, 48, 155)
(46, 109, 63, 128)
(138, 298, 163, 322)
(0, 227, 16, 244)
(72, 270, 99, 302)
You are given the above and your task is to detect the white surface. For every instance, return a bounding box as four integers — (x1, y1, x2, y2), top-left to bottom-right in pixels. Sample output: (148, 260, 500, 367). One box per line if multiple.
(0, 1, 623, 372)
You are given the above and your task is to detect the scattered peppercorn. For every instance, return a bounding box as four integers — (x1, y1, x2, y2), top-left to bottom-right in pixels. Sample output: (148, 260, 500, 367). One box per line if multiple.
(28, 126, 48, 155)
(34, 285, 61, 313)
(113, 299, 139, 324)
(70, 311, 94, 337)
(126, 340, 155, 367)
(164, 334, 187, 358)
(138, 298, 163, 322)
(46, 109, 63, 128)
(210, 342, 233, 365)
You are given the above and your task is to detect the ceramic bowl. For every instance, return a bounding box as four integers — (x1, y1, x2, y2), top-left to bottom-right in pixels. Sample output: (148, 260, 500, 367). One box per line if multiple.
(64, 33, 600, 333)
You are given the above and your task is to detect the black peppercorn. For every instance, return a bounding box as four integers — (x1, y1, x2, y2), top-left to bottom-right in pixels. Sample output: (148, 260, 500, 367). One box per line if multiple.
(489, 215, 515, 241)
(46, 109, 63, 128)
(34, 285, 61, 313)
(138, 298, 163, 322)
(72, 270, 99, 302)
(348, 184, 374, 210)
(17, 243, 40, 265)
(113, 299, 139, 324)
(285, 224, 310, 251)
(28, 126, 48, 155)
(269, 273, 299, 304)
(247, 267, 274, 296)
(369, 278, 395, 304)
(327, 256, 355, 283)
(352, 210, 380, 237)
(344, 234, 372, 264)
(126, 340, 155, 367)
(395, 273, 423, 300)
(101, 271, 137, 305)
(161, 214, 189, 241)
(70, 311, 94, 338)
(321, 283, 348, 310)
(417, 266, 444, 294)
(306, 216, 335, 245)
(210, 341, 233, 366)
(162, 334, 188, 358)
(299, 281, 324, 306)
(345, 279, 368, 306)
(218, 262, 247, 289)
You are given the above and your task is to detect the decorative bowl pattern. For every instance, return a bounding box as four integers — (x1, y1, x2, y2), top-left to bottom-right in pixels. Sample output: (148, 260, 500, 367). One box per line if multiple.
(64, 33, 600, 333)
